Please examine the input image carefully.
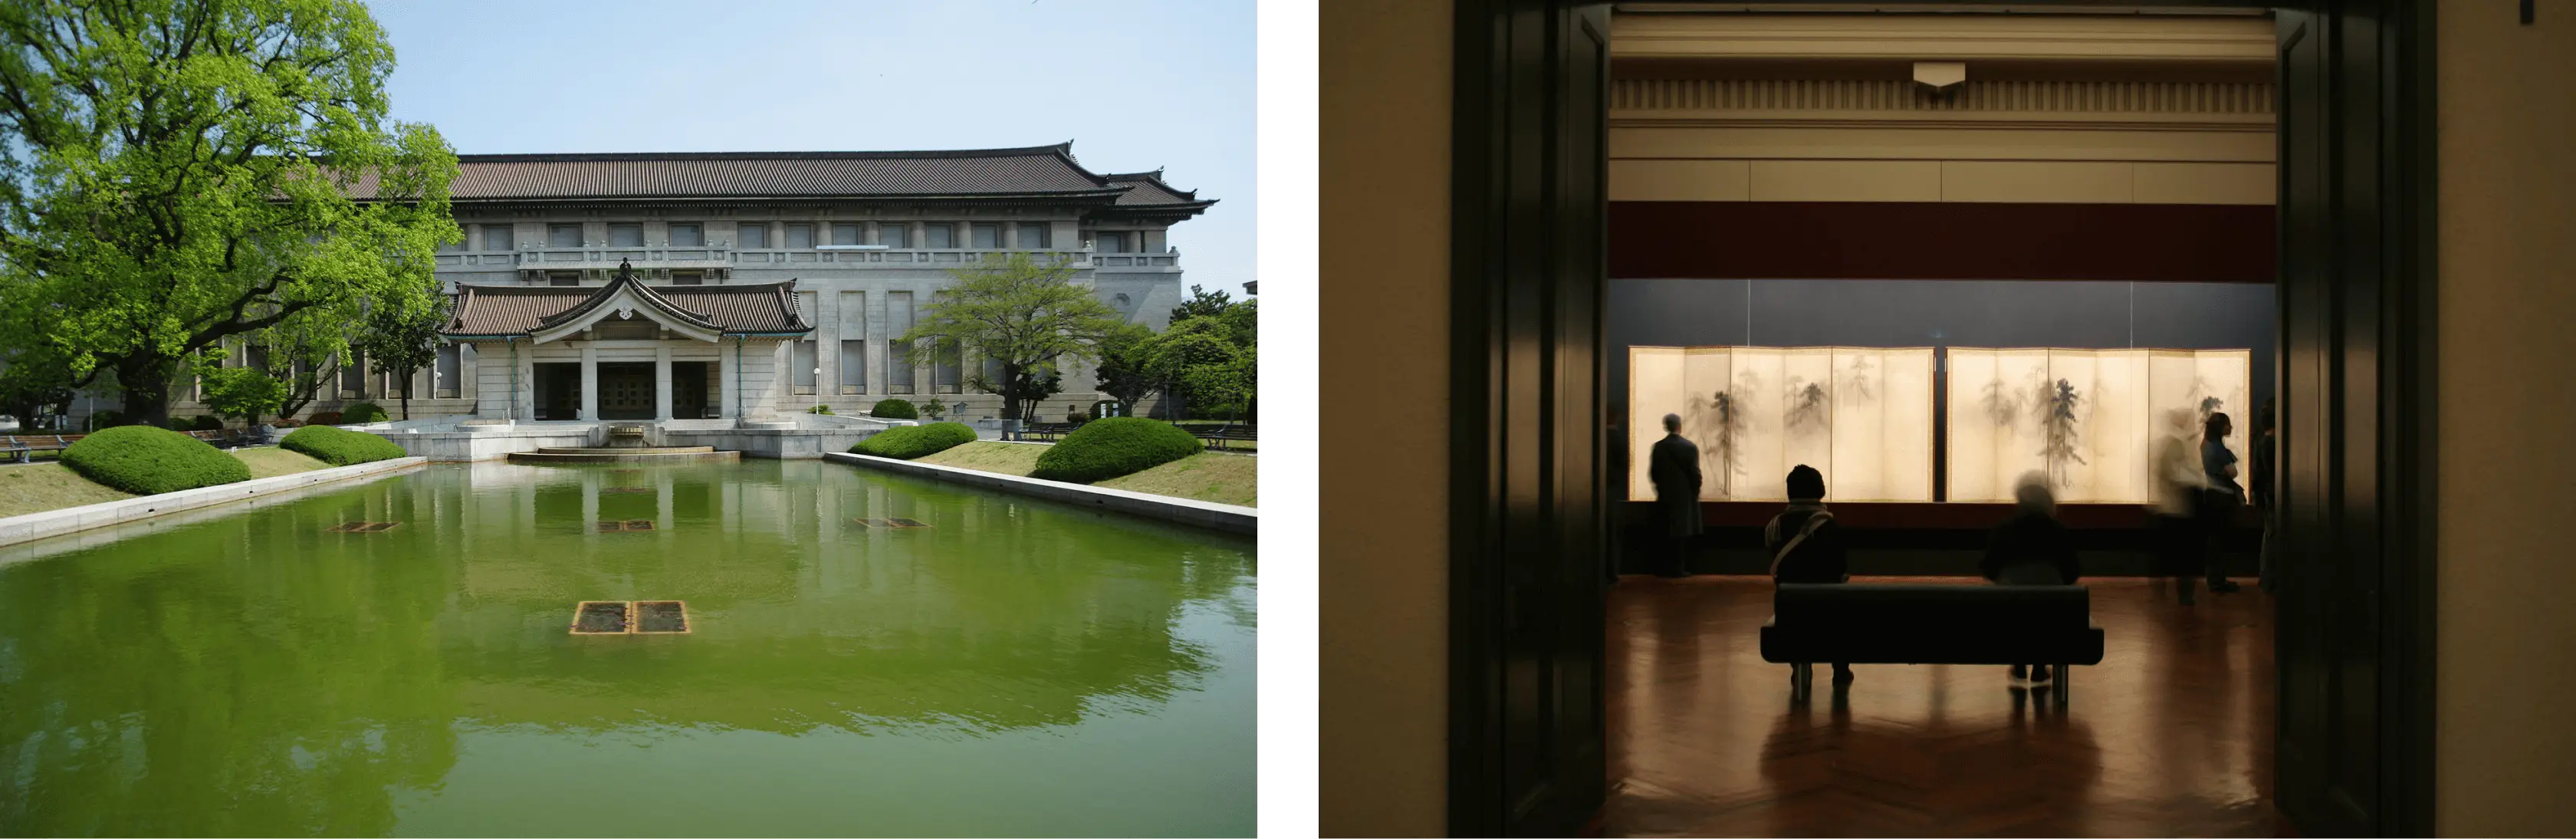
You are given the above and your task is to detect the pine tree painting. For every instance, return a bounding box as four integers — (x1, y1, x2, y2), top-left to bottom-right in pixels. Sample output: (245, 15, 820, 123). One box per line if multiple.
(2038, 377, 2088, 489)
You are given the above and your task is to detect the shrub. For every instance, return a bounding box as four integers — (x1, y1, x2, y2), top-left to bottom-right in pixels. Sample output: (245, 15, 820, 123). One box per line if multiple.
(848, 422, 978, 460)
(340, 402, 389, 424)
(918, 399, 947, 421)
(869, 398, 918, 420)
(192, 415, 224, 431)
(87, 410, 127, 430)
(1029, 417, 1203, 483)
(308, 411, 343, 426)
(808, 404, 835, 415)
(281, 425, 409, 466)
(61, 425, 251, 495)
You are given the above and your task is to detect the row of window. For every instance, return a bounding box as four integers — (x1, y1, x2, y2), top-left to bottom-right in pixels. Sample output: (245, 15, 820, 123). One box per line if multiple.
(793, 338, 994, 396)
(458, 222, 1151, 252)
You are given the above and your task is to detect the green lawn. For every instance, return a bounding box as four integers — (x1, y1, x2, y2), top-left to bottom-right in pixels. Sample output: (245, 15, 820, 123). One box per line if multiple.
(0, 446, 334, 519)
(232, 446, 333, 479)
(910, 441, 1257, 508)
(1099, 451, 1258, 507)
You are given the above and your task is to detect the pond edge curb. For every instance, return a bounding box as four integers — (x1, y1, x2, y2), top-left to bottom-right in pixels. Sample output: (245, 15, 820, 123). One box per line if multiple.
(823, 452, 1257, 536)
(0, 456, 430, 550)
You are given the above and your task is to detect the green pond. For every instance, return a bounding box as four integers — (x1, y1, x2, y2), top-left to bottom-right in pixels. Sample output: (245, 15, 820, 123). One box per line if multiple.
(0, 459, 1257, 837)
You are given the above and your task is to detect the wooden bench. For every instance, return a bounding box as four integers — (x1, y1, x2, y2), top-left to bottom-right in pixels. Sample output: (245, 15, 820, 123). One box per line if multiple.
(1760, 583, 2105, 702)
(2, 434, 84, 462)
(1193, 427, 1257, 451)
(1018, 423, 1082, 442)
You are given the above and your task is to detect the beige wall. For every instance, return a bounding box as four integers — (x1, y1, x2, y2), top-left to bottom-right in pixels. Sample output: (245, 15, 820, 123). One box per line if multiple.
(2435, 2, 2576, 835)
(1320, 0, 1451, 836)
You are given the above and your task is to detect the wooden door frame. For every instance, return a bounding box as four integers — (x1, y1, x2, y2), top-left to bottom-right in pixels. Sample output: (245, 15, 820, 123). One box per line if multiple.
(1445, 2, 2440, 835)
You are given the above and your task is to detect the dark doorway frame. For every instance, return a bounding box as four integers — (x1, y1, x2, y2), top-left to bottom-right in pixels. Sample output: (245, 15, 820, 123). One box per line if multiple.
(1446, 2, 2439, 836)
(532, 362, 582, 422)
(596, 362, 656, 421)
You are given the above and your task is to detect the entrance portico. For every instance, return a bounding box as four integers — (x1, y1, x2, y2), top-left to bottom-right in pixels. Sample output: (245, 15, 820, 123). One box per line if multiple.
(442, 259, 814, 423)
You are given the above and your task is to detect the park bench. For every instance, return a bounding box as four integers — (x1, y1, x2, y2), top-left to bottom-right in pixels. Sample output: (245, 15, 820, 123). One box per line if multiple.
(185, 429, 252, 449)
(1018, 423, 1082, 442)
(2, 434, 84, 462)
(1760, 583, 2104, 702)
(1193, 426, 1257, 451)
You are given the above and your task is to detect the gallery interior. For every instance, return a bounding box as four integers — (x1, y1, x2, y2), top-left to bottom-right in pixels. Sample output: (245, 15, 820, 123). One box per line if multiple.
(1324, 0, 2576, 837)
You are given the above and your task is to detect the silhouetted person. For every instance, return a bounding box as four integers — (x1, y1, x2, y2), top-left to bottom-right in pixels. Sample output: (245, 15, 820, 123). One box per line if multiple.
(1648, 413, 1703, 578)
(2151, 408, 2211, 604)
(1983, 472, 2079, 687)
(2199, 412, 2243, 595)
(1768, 464, 1852, 684)
(2251, 403, 2277, 594)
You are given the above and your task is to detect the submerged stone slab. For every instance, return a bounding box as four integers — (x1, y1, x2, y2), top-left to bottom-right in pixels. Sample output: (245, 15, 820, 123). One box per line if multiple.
(507, 447, 740, 465)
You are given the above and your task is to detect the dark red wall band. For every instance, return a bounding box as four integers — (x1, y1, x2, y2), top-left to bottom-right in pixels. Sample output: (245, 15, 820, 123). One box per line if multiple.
(1609, 201, 2277, 283)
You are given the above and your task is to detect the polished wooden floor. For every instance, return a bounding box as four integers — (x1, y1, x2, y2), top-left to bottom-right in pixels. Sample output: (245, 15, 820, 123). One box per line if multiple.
(1604, 575, 2277, 838)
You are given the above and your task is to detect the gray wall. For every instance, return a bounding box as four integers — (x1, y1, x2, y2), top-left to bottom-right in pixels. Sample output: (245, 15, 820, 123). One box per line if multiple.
(1608, 278, 2278, 493)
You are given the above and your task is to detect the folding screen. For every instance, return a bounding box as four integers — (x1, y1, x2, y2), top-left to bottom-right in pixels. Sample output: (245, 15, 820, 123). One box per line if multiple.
(1945, 348, 2251, 504)
(1628, 346, 1935, 502)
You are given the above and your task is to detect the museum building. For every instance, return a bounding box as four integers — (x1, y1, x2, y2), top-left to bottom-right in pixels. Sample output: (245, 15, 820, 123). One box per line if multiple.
(161, 143, 1214, 424)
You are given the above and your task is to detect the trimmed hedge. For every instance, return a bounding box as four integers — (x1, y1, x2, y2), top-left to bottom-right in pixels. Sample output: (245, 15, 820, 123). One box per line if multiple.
(61, 425, 252, 495)
(340, 402, 389, 424)
(307, 411, 343, 426)
(281, 425, 410, 466)
(849, 422, 977, 460)
(869, 398, 918, 420)
(1029, 417, 1203, 484)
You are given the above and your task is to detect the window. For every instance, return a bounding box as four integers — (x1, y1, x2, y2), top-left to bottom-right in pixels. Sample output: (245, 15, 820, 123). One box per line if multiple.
(793, 341, 818, 395)
(435, 344, 461, 398)
(670, 271, 704, 286)
(784, 223, 814, 248)
(484, 225, 515, 251)
(669, 223, 705, 247)
(1096, 231, 1128, 253)
(607, 223, 644, 247)
(340, 351, 367, 399)
(888, 292, 915, 393)
(840, 341, 867, 393)
(547, 224, 582, 248)
(738, 222, 768, 248)
(548, 272, 580, 287)
(831, 223, 863, 246)
(1018, 222, 1051, 248)
(922, 223, 954, 249)
(971, 223, 1001, 248)
(935, 339, 963, 394)
(879, 223, 908, 248)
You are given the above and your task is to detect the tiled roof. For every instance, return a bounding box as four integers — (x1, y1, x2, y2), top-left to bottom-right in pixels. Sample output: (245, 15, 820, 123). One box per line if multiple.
(347, 143, 1170, 202)
(1102, 170, 1212, 207)
(444, 278, 810, 337)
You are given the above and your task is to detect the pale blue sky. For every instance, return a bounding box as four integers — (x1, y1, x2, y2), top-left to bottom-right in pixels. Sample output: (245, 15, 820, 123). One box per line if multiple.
(366, 1, 1256, 294)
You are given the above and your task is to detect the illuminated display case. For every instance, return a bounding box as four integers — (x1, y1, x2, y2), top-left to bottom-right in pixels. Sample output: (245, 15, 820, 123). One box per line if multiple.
(1944, 347, 2251, 504)
(1628, 346, 1936, 502)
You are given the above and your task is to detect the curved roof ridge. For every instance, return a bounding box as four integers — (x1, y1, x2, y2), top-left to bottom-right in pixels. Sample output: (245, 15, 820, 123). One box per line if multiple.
(455, 143, 1076, 164)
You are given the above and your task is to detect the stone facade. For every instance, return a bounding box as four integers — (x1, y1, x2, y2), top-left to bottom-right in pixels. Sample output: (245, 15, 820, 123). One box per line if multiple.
(119, 144, 1211, 426)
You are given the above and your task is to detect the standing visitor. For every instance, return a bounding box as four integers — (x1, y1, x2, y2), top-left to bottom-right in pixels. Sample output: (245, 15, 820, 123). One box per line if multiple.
(2200, 412, 2246, 594)
(2152, 409, 2212, 604)
(1982, 472, 2081, 687)
(1768, 464, 1852, 685)
(1647, 413, 1704, 578)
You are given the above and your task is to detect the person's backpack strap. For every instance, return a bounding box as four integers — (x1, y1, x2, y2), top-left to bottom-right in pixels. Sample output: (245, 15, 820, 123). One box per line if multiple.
(1769, 510, 1836, 577)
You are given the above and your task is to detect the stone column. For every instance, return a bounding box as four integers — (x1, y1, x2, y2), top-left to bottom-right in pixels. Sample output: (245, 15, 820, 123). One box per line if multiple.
(719, 339, 738, 420)
(515, 342, 535, 422)
(655, 346, 674, 420)
(579, 345, 599, 421)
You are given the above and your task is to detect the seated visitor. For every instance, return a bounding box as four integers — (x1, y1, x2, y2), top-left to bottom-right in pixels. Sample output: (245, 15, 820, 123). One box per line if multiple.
(1983, 472, 2080, 686)
(1767, 464, 1852, 684)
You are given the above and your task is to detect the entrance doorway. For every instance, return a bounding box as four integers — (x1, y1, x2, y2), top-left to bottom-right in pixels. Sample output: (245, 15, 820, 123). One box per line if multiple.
(1439, 3, 2437, 837)
(597, 363, 656, 420)
(533, 363, 580, 421)
(674, 362, 711, 420)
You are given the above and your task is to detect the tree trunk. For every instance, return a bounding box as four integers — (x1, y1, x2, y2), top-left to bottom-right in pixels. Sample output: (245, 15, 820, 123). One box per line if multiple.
(1000, 362, 1022, 440)
(398, 368, 412, 420)
(115, 357, 174, 428)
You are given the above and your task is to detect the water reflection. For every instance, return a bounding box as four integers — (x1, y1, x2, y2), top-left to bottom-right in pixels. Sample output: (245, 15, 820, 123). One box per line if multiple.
(0, 460, 1256, 836)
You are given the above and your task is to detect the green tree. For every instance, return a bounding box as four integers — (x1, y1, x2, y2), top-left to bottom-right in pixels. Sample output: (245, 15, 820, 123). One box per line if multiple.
(1145, 317, 1248, 422)
(1091, 323, 1161, 417)
(353, 297, 445, 420)
(0, 0, 462, 427)
(195, 358, 288, 426)
(968, 362, 1065, 424)
(1168, 284, 1234, 324)
(901, 253, 1122, 428)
